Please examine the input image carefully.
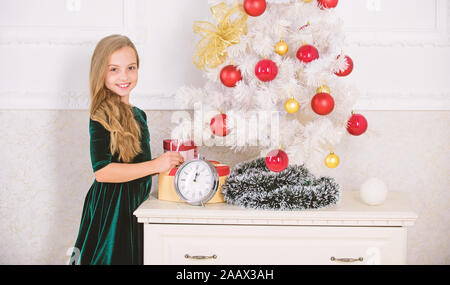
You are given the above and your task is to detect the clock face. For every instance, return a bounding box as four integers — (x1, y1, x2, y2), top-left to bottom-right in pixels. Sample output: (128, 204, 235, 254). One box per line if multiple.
(174, 159, 219, 206)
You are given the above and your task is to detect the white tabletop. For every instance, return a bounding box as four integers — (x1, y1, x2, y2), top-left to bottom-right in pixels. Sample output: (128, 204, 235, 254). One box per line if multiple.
(134, 190, 418, 227)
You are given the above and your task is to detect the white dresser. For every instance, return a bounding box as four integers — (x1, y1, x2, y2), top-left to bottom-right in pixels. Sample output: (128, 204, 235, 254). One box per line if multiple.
(134, 191, 417, 265)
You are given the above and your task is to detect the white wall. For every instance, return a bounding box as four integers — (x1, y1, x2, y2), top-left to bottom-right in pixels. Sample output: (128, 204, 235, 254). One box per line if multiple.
(0, 0, 449, 264)
(1, 0, 449, 110)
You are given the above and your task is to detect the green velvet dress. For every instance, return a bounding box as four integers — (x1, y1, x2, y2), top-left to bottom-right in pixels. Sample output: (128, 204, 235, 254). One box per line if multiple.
(72, 106, 152, 265)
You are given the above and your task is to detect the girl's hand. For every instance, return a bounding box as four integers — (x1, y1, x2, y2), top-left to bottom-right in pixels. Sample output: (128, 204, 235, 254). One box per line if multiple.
(154, 152, 184, 173)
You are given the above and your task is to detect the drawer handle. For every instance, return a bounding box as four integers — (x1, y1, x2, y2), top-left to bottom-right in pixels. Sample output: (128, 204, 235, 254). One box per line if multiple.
(330, 256, 364, 263)
(185, 254, 217, 260)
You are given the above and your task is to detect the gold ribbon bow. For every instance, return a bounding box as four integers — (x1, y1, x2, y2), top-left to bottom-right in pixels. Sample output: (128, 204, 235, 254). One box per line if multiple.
(193, 3, 248, 70)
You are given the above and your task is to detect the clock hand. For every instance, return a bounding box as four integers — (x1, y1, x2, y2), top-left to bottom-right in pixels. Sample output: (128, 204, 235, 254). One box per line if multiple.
(193, 172, 200, 182)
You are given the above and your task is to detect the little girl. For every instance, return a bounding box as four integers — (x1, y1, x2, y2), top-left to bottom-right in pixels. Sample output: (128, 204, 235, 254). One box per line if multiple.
(71, 34, 184, 265)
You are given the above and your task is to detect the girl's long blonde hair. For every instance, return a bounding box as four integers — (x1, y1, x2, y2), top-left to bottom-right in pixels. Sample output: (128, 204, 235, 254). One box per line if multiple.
(89, 34, 142, 163)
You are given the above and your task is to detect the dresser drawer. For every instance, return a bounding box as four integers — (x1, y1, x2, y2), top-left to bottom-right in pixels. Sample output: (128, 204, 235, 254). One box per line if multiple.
(144, 224, 407, 265)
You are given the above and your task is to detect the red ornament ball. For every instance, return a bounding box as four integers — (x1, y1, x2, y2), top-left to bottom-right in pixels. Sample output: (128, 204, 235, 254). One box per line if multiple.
(243, 0, 267, 17)
(335, 55, 354, 77)
(347, 113, 368, 136)
(317, 0, 339, 9)
(296, 44, 319, 63)
(210, 113, 231, 137)
(311, 92, 335, 115)
(220, 65, 242, 87)
(265, 149, 289, 172)
(255, 59, 278, 82)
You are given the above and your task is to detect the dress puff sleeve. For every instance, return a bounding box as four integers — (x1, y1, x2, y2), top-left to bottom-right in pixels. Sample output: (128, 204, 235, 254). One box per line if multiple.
(89, 119, 113, 173)
(137, 107, 147, 123)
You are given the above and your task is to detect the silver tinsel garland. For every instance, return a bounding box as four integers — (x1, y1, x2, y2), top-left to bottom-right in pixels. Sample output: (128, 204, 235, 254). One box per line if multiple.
(221, 158, 341, 210)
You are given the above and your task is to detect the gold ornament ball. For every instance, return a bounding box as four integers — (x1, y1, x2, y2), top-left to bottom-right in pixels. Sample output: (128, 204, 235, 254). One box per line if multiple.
(316, 85, 331, 94)
(275, 40, 288, 56)
(285, 98, 300, 113)
(325, 152, 340, 168)
(302, 0, 314, 2)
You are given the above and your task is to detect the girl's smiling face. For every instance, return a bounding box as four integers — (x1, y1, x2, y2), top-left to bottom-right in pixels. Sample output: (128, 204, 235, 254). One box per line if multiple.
(105, 46, 138, 99)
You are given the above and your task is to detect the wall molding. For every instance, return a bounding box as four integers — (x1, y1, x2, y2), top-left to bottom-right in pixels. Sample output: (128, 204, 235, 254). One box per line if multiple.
(0, 91, 175, 110)
(0, 0, 448, 111)
(354, 91, 450, 111)
(0, 0, 147, 45)
(1, 91, 449, 111)
(343, 0, 450, 47)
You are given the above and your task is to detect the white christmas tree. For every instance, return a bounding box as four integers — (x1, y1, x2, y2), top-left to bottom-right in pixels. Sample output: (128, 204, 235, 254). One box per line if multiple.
(176, 0, 365, 176)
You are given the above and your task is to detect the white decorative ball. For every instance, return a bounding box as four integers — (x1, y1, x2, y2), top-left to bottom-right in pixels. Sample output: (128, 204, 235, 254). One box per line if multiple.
(360, 178, 388, 206)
